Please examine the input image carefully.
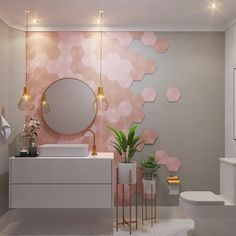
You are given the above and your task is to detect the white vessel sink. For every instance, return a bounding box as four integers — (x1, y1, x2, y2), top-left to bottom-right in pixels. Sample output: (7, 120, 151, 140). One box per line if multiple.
(38, 144, 89, 157)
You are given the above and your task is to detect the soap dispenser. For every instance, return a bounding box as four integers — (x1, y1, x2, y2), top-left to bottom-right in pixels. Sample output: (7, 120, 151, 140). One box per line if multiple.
(29, 141, 37, 157)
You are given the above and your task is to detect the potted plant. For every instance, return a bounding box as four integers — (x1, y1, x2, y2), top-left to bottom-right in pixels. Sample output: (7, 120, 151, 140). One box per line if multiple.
(109, 125, 143, 184)
(141, 154, 161, 194)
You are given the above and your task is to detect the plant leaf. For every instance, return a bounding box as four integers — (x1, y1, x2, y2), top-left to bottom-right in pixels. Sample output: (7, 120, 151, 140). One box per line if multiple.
(111, 145, 122, 155)
(129, 136, 141, 149)
(108, 126, 120, 139)
(127, 130, 135, 146)
(111, 141, 122, 153)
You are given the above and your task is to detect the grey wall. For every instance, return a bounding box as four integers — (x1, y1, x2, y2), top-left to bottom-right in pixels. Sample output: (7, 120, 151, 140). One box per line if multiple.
(0, 20, 24, 216)
(0, 19, 10, 216)
(132, 32, 225, 205)
(225, 23, 236, 156)
(8, 27, 25, 156)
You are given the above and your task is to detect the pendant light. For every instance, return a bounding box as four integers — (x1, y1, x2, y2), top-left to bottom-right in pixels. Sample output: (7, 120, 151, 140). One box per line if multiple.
(41, 94, 51, 114)
(18, 10, 34, 111)
(93, 10, 109, 111)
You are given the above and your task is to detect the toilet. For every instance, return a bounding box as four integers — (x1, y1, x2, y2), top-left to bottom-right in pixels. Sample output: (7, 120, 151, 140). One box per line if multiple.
(179, 158, 236, 236)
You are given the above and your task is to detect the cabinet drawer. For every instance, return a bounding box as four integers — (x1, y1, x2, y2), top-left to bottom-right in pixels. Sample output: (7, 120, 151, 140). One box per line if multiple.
(10, 184, 112, 208)
(10, 159, 112, 184)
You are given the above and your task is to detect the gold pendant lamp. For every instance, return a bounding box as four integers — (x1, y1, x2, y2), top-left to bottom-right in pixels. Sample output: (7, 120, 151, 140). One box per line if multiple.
(18, 10, 34, 111)
(93, 10, 109, 111)
(41, 94, 51, 114)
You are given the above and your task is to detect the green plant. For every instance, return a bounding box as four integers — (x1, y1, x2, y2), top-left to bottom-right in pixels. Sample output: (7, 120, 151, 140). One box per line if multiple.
(141, 154, 161, 180)
(108, 125, 144, 163)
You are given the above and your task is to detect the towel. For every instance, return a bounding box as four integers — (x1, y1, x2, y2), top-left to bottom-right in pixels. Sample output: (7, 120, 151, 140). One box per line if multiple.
(0, 115, 11, 144)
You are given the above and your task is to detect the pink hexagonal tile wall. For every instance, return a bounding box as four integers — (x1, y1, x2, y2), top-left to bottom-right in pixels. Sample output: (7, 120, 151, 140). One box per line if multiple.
(26, 31, 178, 177)
(165, 87, 182, 102)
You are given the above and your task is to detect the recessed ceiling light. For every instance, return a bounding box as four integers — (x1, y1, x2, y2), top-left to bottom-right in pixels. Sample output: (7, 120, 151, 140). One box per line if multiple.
(210, 2, 217, 10)
(33, 19, 39, 24)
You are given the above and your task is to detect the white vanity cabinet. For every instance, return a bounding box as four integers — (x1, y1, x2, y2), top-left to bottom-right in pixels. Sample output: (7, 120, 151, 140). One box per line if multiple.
(9, 152, 114, 208)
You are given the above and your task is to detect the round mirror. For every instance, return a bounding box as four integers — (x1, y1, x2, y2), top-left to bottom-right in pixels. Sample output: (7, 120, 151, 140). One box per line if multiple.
(42, 78, 96, 135)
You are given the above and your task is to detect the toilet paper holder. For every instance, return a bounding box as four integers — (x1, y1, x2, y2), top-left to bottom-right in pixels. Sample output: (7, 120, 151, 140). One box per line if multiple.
(167, 175, 180, 195)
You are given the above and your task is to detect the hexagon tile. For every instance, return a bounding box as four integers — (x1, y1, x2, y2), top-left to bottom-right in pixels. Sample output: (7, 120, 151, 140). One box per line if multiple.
(106, 32, 133, 46)
(165, 156, 181, 172)
(154, 39, 169, 53)
(141, 32, 157, 46)
(155, 150, 169, 164)
(165, 87, 182, 102)
(141, 87, 157, 102)
(141, 129, 158, 144)
(155, 150, 181, 172)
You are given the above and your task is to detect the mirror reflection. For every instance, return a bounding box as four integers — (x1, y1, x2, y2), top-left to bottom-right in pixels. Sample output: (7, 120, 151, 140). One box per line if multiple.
(41, 78, 96, 135)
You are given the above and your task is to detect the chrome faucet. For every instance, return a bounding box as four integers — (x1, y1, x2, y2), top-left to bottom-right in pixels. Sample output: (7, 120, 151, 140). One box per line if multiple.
(82, 129, 97, 155)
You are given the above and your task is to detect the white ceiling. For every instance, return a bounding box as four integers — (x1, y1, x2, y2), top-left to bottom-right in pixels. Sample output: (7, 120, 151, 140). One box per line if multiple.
(0, 0, 236, 31)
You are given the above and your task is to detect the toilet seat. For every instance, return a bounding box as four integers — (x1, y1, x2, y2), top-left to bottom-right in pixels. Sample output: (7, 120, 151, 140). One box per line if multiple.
(180, 191, 225, 205)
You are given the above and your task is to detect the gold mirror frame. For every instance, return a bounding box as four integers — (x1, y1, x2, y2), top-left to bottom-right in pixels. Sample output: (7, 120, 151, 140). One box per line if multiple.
(40, 78, 97, 135)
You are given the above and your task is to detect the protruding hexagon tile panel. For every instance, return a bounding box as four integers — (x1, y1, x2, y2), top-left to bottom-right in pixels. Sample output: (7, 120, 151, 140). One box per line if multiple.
(131, 110, 145, 123)
(136, 95, 145, 108)
(155, 150, 169, 165)
(141, 32, 157, 46)
(141, 129, 158, 144)
(154, 39, 169, 53)
(145, 59, 158, 74)
(165, 87, 182, 102)
(130, 69, 145, 81)
(130, 32, 144, 39)
(141, 87, 157, 102)
(165, 157, 181, 172)
(155, 150, 181, 172)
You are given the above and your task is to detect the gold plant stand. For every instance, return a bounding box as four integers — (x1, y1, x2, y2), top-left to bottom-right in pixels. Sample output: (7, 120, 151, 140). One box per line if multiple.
(116, 167, 138, 235)
(141, 181, 157, 226)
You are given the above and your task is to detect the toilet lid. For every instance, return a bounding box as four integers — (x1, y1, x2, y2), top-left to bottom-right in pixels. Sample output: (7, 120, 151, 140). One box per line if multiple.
(180, 191, 225, 205)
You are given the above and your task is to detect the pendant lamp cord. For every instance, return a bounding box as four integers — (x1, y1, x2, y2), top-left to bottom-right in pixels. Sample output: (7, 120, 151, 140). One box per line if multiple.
(25, 10, 29, 86)
(99, 10, 103, 87)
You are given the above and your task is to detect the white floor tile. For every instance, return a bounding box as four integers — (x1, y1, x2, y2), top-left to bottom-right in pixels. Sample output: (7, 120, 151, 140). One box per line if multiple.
(0, 209, 194, 236)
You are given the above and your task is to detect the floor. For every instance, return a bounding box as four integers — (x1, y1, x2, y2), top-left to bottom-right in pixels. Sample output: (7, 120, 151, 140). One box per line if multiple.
(0, 209, 194, 236)
(114, 219, 194, 236)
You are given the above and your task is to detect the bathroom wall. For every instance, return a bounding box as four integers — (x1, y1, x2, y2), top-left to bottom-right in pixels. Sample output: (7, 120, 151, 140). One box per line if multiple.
(225, 23, 236, 156)
(0, 20, 10, 216)
(26, 31, 224, 205)
(0, 20, 24, 216)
